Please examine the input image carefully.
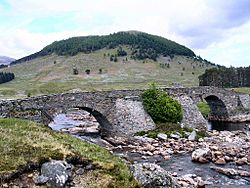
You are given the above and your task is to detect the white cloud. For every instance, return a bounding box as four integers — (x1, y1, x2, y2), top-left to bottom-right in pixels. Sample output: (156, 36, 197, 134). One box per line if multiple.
(196, 21, 250, 67)
(0, 0, 250, 66)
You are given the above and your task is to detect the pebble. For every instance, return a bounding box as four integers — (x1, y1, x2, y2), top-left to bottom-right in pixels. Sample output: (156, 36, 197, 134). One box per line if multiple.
(215, 158, 226, 165)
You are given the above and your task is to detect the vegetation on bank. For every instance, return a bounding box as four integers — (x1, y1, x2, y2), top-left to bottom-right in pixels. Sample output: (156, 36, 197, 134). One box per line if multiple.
(199, 66, 250, 88)
(142, 83, 183, 123)
(0, 118, 139, 187)
(13, 31, 195, 64)
(0, 72, 15, 84)
(197, 101, 211, 118)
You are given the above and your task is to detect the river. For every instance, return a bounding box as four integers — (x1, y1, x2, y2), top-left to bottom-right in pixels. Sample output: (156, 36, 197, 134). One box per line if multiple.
(49, 109, 250, 188)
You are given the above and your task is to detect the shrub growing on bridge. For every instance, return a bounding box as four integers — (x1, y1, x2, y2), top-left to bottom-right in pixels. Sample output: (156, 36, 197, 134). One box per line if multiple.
(142, 83, 183, 123)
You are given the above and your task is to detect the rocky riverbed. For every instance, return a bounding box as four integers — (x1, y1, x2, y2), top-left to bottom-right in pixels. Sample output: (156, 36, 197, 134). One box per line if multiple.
(49, 111, 250, 188)
(104, 130, 250, 187)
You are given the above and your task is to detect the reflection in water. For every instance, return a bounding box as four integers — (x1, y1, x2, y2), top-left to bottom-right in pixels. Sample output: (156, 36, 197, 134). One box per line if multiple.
(208, 121, 250, 131)
(48, 110, 106, 145)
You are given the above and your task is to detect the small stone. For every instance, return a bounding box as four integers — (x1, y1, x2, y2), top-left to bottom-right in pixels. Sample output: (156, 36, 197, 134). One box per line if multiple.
(198, 138, 204, 142)
(224, 156, 232, 162)
(199, 157, 210, 163)
(170, 132, 182, 139)
(27, 173, 33, 178)
(2, 183, 8, 188)
(157, 133, 168, 140)
(215, 158, 226, 165)
(144, 143, 155, 152)
(172, 172, 178, 177)
(163, 155, 171, 160)
(236, 157, 248, 165)
(153, 150, 160, 155)
(76, 168, 85, 175)
(145, 151, 154, 156)
(179, 181, 189, 187)
(34, 175, 49, 185)
(238, 170, 250, 177)
(197, 179, 205, 188)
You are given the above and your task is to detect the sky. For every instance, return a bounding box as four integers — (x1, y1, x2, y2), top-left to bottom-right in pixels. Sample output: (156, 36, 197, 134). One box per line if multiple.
(0, 0, 250, 67)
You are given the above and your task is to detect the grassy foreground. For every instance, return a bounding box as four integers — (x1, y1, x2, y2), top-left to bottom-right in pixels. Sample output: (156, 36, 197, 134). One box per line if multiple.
(0, 118, 139, 187)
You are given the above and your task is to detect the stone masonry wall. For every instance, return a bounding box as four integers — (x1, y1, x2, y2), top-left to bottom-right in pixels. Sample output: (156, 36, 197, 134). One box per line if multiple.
(175, 95, 208, 131)
(114, 99, 156, 135)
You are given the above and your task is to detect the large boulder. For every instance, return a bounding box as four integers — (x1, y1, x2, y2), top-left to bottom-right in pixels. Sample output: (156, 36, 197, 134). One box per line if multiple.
(191, 148, 212, 163)
(35, 160, 72, 187)
(131, 163, 180, 188)
(188, 130, 197, 141)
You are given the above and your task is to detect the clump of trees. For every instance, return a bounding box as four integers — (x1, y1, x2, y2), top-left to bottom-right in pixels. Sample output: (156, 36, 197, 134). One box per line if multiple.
(142, 83, 183, 123)
(199, 66, 250, 87)
(117, 46, 127, 56)
(0, 72, 15, 84)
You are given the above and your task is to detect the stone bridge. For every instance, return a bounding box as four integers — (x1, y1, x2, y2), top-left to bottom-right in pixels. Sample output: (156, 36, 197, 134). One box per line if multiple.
(0, 87, 247, 135)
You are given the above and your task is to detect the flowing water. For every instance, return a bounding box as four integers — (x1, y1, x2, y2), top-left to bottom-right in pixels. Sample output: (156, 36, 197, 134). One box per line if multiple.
(49, 110, 250, 188)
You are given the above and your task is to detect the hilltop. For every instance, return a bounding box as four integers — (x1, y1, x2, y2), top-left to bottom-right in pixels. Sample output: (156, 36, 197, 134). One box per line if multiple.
(12, 31, 195, 64)
(1, 31, 215, 99)
(0, 56, 15, 65)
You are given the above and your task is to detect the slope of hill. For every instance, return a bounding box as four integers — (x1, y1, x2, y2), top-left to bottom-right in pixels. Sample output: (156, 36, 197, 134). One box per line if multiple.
(0, 46, 214, 99)
(12, 31, 195, 64)
(0, 56, 15, 65)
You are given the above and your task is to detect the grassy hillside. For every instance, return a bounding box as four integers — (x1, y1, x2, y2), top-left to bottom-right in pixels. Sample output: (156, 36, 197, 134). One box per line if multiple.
(0, 47, 214, 99)
(0, 118, 138, 187)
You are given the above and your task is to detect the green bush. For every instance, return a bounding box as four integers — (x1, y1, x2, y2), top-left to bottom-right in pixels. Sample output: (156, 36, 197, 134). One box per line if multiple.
(142, 83, 183, 123)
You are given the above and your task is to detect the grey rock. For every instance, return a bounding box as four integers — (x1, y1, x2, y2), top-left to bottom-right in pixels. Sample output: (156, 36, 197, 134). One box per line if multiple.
(134, 136, 155, 143)
(170, 132, 181, 139)
(132, 163, 180, 188)
(34, 175, 49, 185)
(188, 130, 197, 141)
(35, 160, 72, 187)
(191, 148, 212, 163)
(157, 133, 168, 140)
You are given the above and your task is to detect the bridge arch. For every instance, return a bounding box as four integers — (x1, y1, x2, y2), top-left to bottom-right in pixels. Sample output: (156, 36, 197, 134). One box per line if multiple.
(76, 106, 113, 135)
(41, 105, 114, 136)
(203, 94, 229, 120)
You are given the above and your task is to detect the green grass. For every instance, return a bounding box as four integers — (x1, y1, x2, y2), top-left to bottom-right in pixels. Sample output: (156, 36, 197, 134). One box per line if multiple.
(231, 87, 250, 94)
(197, 101, 211, 118)
(0, 118, 139, 187)
(0, 47, 214, 99)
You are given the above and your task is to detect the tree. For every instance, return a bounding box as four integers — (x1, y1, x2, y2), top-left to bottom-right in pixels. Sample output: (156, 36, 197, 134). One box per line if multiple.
(85, 69, 90, 75)
(73, 67, 78, 75)
(0, 72, 15, 84)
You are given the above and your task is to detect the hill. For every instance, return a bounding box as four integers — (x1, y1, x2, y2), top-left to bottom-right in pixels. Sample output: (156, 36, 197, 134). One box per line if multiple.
(12, 31, 195, 64)
(0, 31, 215, 99)
(0, 56, 15, 65)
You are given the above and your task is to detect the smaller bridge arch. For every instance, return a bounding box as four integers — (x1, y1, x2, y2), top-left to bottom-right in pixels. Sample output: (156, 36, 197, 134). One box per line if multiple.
(203, 95, 229, 120)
